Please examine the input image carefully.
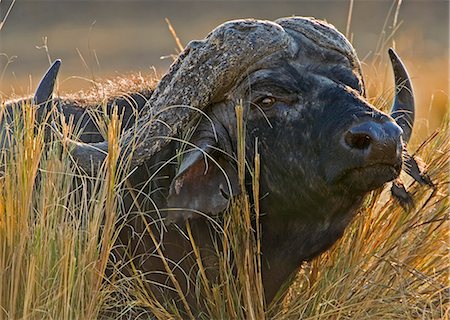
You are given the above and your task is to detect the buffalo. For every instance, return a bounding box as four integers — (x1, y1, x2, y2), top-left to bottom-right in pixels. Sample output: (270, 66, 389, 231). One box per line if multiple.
(1, 17, 431, 310)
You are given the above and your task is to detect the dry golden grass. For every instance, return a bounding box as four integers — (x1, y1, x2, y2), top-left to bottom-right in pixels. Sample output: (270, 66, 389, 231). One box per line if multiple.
(0, 67, 448, 320)
(0, 103, 124, 319)
(0, 6, 448, 318)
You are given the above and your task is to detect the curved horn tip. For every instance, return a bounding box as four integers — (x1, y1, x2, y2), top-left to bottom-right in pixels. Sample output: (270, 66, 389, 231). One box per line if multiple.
(387, 48, 410, 82)
(388, 48, 415, 144)
(387, 47, 397, 60)
(33, 59, 62, 106)
(51, 59, 62, 67)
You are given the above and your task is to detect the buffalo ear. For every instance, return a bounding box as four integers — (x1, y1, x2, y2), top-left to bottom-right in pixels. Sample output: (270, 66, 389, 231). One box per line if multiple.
(167, 147, 239, 222)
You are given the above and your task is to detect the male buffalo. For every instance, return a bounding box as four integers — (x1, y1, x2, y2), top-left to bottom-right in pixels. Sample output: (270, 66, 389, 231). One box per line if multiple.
(2, 17, 430, 308)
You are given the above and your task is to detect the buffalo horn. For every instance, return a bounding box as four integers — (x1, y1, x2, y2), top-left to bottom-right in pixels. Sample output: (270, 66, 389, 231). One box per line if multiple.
(388, 48, 415, 144)
(33, 59, 61, 107)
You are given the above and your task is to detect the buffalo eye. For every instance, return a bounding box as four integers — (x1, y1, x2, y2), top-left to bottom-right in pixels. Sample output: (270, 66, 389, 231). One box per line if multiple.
(255, 96, 276, 109)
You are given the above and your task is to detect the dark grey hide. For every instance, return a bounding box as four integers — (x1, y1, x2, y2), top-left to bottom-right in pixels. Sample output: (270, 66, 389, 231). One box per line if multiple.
(3, 17, 430, 309)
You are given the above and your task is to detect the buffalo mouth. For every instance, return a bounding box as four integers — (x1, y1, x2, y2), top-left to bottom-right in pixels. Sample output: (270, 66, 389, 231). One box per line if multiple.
(336, 162, 402, 192)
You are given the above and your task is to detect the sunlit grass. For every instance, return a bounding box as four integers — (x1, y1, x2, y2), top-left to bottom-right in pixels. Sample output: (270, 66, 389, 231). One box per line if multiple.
(0, 102, 123, 319)
(0, 9, 448, 316)
(0, 77, 448, 320)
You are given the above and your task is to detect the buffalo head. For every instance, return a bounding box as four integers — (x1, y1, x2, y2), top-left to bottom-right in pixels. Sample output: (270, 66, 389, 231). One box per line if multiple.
(35, 17, 427, 303)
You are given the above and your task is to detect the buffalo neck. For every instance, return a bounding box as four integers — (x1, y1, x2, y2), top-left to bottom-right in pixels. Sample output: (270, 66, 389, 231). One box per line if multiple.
(259, 192, 363, 301)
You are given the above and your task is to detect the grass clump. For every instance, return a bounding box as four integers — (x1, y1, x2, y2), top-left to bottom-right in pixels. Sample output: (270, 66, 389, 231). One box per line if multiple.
(0, 77, 447, 320)
(0, 102, 121, 319)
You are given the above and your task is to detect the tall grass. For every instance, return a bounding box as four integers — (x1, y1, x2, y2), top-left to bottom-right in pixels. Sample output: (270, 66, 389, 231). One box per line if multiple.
(117, 121, 448, 319)
(0, 103, 123, 319)
(0, 9, 448, 318)
(0, 85, 448, 320)
(96, 103, 267, 319)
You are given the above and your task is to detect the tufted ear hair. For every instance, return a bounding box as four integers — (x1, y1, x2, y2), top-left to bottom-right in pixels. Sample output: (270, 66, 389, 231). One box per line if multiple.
(166, 143, 239, 223)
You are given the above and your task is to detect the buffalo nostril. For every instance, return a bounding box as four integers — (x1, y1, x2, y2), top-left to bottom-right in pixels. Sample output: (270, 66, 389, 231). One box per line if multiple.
(343, 120, 403, 166)
(345, 131, 372, 150)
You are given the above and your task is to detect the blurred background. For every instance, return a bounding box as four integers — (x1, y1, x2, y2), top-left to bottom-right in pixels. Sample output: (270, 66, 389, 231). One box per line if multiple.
(0, 0, 448, 141)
